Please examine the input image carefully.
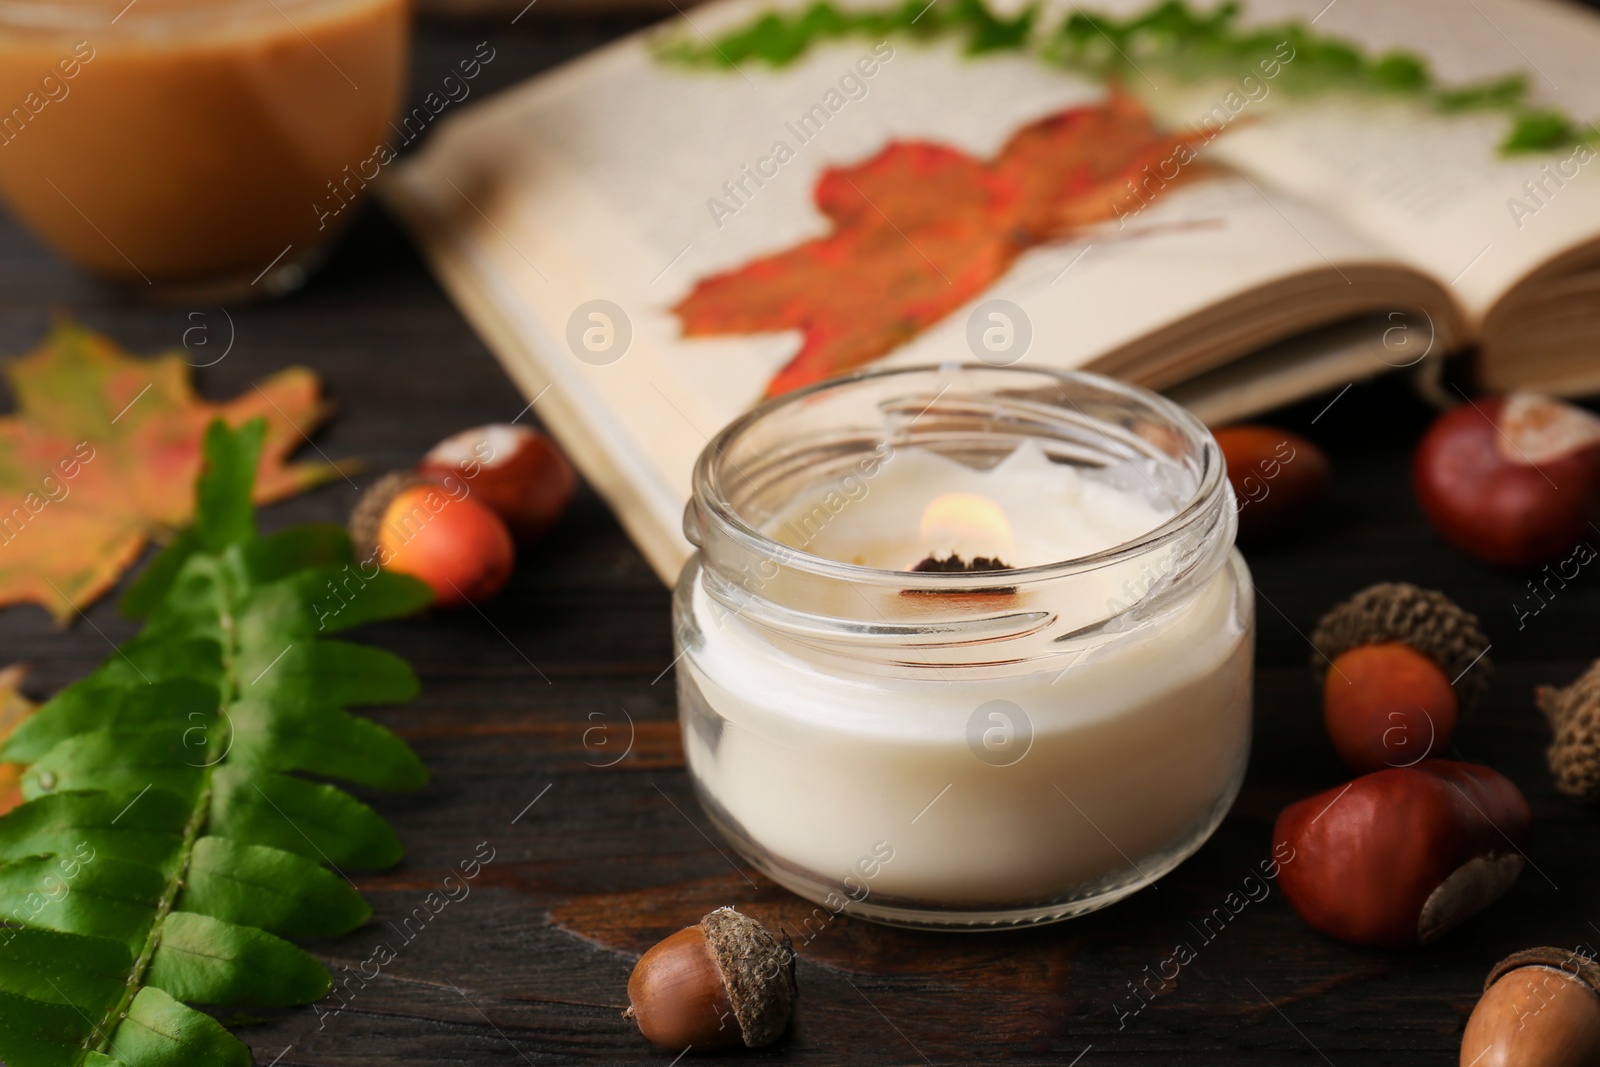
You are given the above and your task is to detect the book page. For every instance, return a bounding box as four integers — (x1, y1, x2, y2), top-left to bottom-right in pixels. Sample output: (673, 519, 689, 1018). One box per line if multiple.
(388, 2, 1409, 577)
(1172, 0, 1600, 321)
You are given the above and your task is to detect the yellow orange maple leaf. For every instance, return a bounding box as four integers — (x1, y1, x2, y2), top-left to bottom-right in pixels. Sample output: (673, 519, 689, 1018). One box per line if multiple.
(0, 322, 350, 622)
(0, 665, 33, 815)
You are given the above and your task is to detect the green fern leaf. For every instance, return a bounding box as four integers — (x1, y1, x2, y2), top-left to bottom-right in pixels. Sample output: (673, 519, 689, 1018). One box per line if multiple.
(181, 838, 371, 938)
(0, 418, 433, 1065)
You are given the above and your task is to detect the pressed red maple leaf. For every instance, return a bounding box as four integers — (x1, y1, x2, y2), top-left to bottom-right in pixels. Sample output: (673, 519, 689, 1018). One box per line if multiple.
(0, 322, 349, 622)
(674, 88, 1211, 396)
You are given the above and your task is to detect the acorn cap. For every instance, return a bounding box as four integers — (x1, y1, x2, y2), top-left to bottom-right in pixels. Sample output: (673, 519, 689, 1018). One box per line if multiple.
(699, 906, 796, 1048)
(1537, 660, 1600, 803)
(349, 470, 428, 559)
(1309, 582, 1491, 707)
(1486, 946, 1600, 996)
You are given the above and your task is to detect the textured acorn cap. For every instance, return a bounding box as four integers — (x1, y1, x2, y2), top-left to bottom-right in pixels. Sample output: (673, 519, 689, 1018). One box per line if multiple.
(1310, 582, 1491, 708)
(699, 907, 796, 1048)
(1537, 660, 1600, 802)
(348, 470, 428, 559)
(1486, 946, 1600, 995)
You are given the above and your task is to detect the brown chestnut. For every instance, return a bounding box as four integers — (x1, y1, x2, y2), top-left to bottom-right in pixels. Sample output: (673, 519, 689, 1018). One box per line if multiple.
(1214, 424, 1330, 541)
(1461, 947, 1600, 1066)
(1414, 394, 1600, 568)
(1274, 761, 1531, 947)
(419, 424, 576, 544)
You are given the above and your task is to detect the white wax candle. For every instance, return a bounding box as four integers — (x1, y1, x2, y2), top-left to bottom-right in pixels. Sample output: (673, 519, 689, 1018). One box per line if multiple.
(769, 440, 1172, 569)
(681, 442, 1253, 914)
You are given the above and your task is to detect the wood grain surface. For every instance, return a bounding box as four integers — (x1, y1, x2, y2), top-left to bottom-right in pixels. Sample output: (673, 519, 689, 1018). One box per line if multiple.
(0, 14, 1596, 1066)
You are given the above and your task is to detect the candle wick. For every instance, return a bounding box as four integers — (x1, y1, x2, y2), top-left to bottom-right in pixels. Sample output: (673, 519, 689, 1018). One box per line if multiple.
(910, 554, 1013, 574)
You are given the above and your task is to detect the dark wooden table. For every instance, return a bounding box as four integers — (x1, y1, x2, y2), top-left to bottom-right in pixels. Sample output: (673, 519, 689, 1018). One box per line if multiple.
(1, 14, 1597, 1066)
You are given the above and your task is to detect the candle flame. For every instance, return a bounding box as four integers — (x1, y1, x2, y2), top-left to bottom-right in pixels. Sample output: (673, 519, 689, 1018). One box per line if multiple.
(918, 492, 1015, 561)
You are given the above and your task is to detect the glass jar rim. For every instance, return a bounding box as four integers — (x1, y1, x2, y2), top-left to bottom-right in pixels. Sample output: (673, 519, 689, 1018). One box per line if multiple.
(689, 363, 1229, 594)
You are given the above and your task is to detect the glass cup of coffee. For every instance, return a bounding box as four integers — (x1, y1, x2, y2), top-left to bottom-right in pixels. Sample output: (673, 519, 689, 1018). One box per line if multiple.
(0, 0, 410, 300)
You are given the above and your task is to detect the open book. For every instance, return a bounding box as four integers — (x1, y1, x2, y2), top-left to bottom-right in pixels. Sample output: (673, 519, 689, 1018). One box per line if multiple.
(385, 0, 1600, 583)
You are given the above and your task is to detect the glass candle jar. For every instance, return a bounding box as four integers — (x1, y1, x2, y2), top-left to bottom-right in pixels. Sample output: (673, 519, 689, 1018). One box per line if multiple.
(0, 0, 409, 299)
(673, 365, 1255, 930)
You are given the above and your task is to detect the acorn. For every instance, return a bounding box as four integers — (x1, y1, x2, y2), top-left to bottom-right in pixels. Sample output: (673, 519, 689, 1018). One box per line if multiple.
(1461, 947, 1600, 1066)
(1536, 660, 1600, 802)
(1310, 583, 1491, 773)
(350, 470, 515, 608)
(623, 907, 796, 1051)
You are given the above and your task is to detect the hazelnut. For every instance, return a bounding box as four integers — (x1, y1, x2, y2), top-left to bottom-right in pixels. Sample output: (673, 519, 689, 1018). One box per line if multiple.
(624, 907, 796, 1050)
(1310, 583, 1491, 773)
(1273, 761, 1531, 947)
(1414, 393, 1600, 568)
(1536, 659, 1600, 802)
(1461, 947, 1600, 1067)
(418, 424, 576, 544)
(350, 471, 515, 607)
(1213, 424, 1330, 541)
